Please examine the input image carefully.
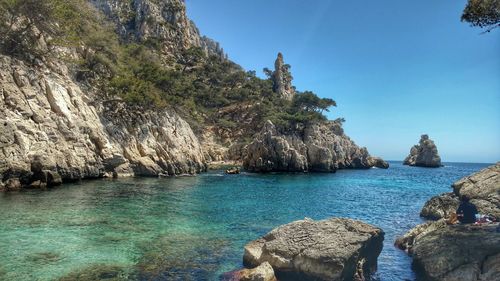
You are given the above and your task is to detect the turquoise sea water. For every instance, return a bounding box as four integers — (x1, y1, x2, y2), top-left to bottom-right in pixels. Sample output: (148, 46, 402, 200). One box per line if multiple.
(0, 161, 491, 281)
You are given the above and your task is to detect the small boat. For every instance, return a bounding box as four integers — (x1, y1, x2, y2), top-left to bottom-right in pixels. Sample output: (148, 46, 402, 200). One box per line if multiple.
(225, 167, 240, 175)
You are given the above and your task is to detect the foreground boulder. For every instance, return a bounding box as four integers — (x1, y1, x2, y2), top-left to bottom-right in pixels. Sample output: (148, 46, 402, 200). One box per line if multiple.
(243, 218, 384, 281)
(396, 221, 500, 281)
(403, 134, 442, 167)
(420, 162, 500, 220)
(243, 120, 388, 172)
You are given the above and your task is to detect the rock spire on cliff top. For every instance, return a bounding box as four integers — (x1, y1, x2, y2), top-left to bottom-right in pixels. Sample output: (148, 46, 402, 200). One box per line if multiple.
(272, 52, 295, 101)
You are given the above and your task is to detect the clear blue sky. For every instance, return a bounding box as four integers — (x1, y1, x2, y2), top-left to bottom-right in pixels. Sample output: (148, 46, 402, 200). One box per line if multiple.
(185, 0, 500, 163)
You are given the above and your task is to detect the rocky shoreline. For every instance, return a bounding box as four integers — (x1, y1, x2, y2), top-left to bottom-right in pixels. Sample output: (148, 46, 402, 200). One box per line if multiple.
(395, 162, 500, 280)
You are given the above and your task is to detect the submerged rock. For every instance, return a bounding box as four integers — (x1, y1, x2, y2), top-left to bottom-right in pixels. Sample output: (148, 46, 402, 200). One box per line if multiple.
(58, 264, 128, 281)
(243, 120, 388, 173)
(225, 262, 277, 281)
(243, 217, 384, 281)
(403, 134, 442, 167)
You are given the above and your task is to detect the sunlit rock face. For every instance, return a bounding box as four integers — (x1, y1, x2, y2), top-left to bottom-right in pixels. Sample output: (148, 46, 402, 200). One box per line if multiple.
(243, 217, 384, 281)
(404, 134, 442, 167)
(420, 162, 500, 220)
(89, 0, 226, 59)
(0, 55, 206, 190)
(243, 120, 388, 172)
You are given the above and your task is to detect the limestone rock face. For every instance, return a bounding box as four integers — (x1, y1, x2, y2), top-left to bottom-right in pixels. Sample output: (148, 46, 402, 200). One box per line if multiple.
(404, 134, 442, 167)
(90, 0, 225, 58)
(243, 218, 384, 281)
(420, 163, 500, 220)
(271, 53, 294, 101)
(243, 120, 388, 172)
(0, 55, 206, 189)
(396, 221, 500, 281)
(452, 162, 500, 218)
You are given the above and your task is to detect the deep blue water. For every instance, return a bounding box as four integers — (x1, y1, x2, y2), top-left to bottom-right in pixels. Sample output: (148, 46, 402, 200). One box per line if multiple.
(0, 161, 490, 280)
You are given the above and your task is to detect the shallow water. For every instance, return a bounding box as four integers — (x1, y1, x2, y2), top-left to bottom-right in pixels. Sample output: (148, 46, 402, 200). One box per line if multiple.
(0, 161, 490, 281)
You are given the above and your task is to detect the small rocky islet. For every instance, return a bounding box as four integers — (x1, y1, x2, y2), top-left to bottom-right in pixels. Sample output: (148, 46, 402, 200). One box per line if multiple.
(404, 134, 442, 168)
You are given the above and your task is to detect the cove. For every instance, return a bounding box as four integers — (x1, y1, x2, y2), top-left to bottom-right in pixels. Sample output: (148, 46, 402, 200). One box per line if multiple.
(0, 162, 489, 280)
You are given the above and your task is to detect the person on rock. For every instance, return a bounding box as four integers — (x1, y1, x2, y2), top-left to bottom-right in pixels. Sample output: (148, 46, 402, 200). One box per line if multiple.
(456, 195, 478, 224)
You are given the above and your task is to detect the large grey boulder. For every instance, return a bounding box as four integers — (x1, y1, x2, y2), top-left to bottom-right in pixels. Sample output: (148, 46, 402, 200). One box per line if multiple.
(243, 218, 384, 281)
(404, 134, 442, 167)
(452, 162, 500, 218)
(420, 163, 500, 220)
(243, 120, 388, 173)
(396, 221, 500, 281)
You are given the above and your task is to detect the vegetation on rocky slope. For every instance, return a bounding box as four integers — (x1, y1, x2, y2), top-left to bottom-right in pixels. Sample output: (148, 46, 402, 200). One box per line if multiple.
(0, 0, 337, 137)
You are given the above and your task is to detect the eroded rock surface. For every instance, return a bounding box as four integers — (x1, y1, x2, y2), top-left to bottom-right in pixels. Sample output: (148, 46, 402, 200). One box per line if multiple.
(0, 55, 206, 189)
(420, 163, 500, 220)
(243, 217, 384, 281)
(89, 0, 226, 59)
(243, 120, 388, 172)
(396, 221, 500, 281)
(404, 134, 442, 167)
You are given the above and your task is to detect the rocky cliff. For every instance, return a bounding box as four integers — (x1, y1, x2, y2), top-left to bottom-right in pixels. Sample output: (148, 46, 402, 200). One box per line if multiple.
(404, 134, 442, 167)
(0, 0, 388, 190)
(89, 0, 225, 58)
(0, 55, 205, 191)
(243, 120, 388, 172)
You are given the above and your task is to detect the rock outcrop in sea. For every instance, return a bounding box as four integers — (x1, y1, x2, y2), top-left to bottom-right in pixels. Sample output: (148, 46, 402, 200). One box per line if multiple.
(396, 163, 500, 280)
(404, 134, 442, 167)
(242, 217, 384, 281)
(243, 120, 389, 172)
